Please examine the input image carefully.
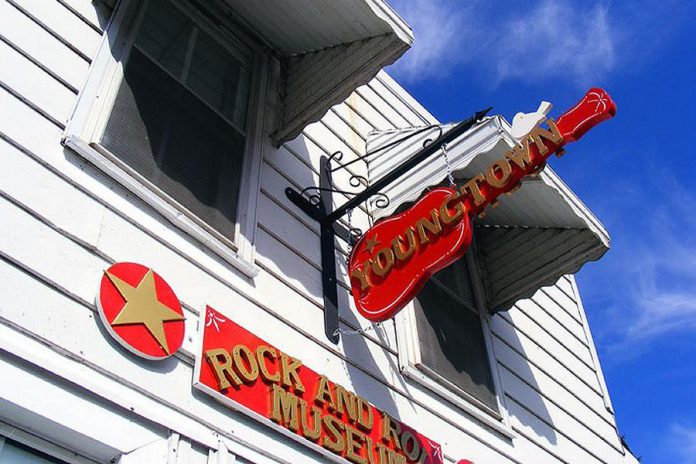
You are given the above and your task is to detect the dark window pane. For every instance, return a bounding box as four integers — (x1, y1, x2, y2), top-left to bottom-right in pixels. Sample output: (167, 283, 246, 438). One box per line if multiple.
(187, 32, 250, 129)
(0, 437, 68, 463)
(414, 260, 498, 412)
(101, 47, 245, 238)
(134, 0, 191, 78)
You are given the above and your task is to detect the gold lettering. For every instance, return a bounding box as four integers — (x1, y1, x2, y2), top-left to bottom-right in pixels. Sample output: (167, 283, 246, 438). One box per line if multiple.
(371, 248, 395, 278)
(270, 384, 299, 432)
(299, 398, 322, 440)
(351, 263, 372, 291)
(391, 228, 417, 262)
(380, 412, 402, 450)
(346, 426, 368, 464)
(204, 348, 241, 390)
(387, 449, 407, 464)
(280, 352, 305, 393)
(399, 430, 421, 461)
(415, 209, 442, 245)
(439, 193, 464, 225)
(256, 345, 280, 384)
(366, 436, 388, 464)
(322, 415, 346, 454)
(485, 158, 512, 189)
(232, 344, 259, 383)
(537, 118, 563, 145)
(357, 397, 374, 432)
(314, 375, 336, 410)
(460, 174, 486, 205)
(528, 132, 549, 156)
(505, 139, 533, 170)
(336, 384, 358, 423)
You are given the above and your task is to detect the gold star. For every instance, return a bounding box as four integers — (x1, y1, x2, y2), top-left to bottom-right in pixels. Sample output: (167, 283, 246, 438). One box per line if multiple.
(105, 269, 184, 355)
(365, 235, 380, 254)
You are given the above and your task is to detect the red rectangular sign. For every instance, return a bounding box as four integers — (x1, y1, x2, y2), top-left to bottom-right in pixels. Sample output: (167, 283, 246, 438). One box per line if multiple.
(194, 306, 444, 464)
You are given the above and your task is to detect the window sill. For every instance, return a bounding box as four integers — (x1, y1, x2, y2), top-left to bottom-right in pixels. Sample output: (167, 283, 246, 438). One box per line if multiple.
(401, 362, 516, 440)
(63, 134, 260, 279)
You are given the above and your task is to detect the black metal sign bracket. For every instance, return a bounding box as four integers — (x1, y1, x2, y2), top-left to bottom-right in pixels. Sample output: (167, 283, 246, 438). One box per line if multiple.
(285, 108, 491, 344)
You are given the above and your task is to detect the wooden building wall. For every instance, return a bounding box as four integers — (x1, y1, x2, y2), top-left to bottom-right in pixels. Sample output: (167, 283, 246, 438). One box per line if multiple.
(0, 1, 637, 463)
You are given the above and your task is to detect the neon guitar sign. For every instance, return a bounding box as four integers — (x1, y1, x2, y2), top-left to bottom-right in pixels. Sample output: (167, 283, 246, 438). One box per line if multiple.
(348, 88, 617, 322)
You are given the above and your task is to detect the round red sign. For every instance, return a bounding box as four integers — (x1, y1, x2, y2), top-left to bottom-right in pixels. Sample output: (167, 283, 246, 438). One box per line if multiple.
(97, 262, 185, 360)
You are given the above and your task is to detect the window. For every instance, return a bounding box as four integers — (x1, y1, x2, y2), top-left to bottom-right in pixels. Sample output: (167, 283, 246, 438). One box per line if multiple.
(65, 0, 268, 276)
(396, 250, 509, 432)
(0, 436, 67, 464)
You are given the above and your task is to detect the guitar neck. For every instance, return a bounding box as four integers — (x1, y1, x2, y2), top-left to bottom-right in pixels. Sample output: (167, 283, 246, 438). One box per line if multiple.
(462, 88, 616, 218)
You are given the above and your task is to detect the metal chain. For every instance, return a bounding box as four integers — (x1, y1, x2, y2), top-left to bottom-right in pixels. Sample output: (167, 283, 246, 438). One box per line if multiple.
(344, 208, 354, 264)
(333, 323, 381, 337)
(441, 143, 456, 187)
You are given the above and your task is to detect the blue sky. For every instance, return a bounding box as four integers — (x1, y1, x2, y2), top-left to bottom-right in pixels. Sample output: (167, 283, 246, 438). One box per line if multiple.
(385, 0, 696, 462)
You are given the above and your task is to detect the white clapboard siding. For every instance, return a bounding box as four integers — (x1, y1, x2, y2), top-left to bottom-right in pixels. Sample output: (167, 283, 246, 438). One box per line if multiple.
(495, 334, 617, 427)
(0, 193, 201, 359)
(528, 290, 589, 344)
(343, 88, 397, 131)
(367, 78, 432, 127)
(355, 84, 412, 129)
(492, 319, 604, 399)
(0, 137, 102, 248)
(329, 103, 374, 139)
(502, 369, 623, 460)
(507, 393, 621, 464)
(0, 40, 76, 125)
(302, 120, 367, 173)
(557, 275, 579, 301)
(515, 297, 590, 354)
(492, 314, 603, 397)
(0, 349, 165, 460)
(376, 72, 439, 125)
(262, 145, 371, 232)
(542, 283, 582, 322)
(58, 0, 112, 32)
(10, 0, 101, 60)
(317, 109, 367, 156)
(503, 304, 596, 372)
(0, 0, 89, 90)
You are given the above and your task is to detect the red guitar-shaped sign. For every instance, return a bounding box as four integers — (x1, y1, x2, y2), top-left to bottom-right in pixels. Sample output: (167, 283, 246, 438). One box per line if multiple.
(349, 88, 617, 322)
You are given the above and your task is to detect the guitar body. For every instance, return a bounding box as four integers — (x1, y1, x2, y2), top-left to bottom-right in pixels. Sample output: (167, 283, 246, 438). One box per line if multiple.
(349, 187, 472, 322)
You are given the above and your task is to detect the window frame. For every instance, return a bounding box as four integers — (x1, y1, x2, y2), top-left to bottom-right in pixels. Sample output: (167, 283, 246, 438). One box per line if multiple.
(0, 424, 94, 464)
(395, 245, 513, 437)
(64, 0, 269, 278)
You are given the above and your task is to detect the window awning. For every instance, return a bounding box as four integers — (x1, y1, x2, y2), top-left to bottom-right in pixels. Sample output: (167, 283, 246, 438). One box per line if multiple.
(222, 0, 413, 145)
(365, 117, 610, 313)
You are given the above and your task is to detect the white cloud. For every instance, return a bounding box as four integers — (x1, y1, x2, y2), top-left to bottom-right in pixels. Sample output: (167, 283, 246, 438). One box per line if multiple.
(492, 1, 614, 86)
(586, 177, 696, 360)
(387, 0, 478, 82)
(388, 0, 617, 86)
(670, 424, 696, 464)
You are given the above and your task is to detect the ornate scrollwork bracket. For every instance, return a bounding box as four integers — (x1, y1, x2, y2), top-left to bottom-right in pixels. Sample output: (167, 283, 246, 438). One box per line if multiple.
(285, 108, 492, 343)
